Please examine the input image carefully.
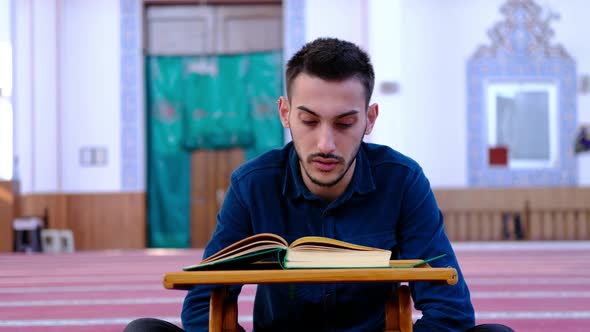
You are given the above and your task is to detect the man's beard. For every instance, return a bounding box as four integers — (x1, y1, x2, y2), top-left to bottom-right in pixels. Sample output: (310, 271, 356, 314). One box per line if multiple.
(301, 153, 357, 187)
(291, 130, 363, 188)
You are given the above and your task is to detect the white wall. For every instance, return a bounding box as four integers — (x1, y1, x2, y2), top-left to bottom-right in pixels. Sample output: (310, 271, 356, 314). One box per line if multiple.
(32, 0, 59, 191)
(0, 0, 12, 180)
(304, 0, 590, 187)
(0, 0, 9, 43)
(13, 0, 121, 193)
(10, 0, 590, 192)
(304, 0, 366, 49)
(397, 0, 504, 187)
(13, 0, 34, 189)
(60, 0, 121, 192)
(550, 0, 590, 185)
(366, 0, 403, 151)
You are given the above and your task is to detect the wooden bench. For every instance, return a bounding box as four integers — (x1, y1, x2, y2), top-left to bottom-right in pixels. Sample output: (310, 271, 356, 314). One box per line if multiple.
(435, 187, 590, 241)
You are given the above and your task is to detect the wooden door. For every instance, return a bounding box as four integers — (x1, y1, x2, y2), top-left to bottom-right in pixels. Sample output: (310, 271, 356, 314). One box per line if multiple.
(191, 148, 244, 248)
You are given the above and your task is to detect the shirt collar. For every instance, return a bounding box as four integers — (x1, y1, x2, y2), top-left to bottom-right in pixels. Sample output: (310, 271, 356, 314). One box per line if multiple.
(282, 142, 376, 200)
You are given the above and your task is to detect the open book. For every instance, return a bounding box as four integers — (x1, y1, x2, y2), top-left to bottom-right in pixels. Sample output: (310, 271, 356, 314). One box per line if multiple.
(184, 233, 397, 271)
(184, 233, 392, 270)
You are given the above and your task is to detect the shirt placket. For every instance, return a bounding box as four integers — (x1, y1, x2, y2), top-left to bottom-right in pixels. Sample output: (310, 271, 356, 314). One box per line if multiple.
(322, 207, 336, 330)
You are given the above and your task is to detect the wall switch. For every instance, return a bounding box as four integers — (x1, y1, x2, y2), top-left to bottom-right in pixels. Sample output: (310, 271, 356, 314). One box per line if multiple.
(79, 147, 108, 167)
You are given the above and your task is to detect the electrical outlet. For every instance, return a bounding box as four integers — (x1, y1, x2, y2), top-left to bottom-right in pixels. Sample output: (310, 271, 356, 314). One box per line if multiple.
(79, 147, 108, 167)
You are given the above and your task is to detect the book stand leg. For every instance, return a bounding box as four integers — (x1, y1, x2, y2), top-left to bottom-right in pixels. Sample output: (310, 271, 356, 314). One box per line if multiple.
(209, 284, 412, 332)
(384, 285, 413, 332)
(209, 287, 239, 332)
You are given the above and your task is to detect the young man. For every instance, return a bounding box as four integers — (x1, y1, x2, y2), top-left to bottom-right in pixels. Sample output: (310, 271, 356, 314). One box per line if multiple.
(126, 38, 513, 332)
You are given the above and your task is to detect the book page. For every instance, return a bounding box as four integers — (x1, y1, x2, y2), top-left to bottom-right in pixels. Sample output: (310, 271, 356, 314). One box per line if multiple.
(286, 248, 391, 267)
(200, 233, 288, 264)
(289, 236, 389, 252)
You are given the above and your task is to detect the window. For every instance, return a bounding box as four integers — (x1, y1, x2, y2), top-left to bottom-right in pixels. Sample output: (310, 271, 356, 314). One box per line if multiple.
(486, 82, 558, 169)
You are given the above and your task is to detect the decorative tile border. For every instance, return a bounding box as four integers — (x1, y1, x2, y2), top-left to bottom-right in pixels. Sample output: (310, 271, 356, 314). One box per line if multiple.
(467, 0, 577, 187)
(282, 0, 305, 142)
(120, 0, 143, 191)
(284, 0, 306, 64)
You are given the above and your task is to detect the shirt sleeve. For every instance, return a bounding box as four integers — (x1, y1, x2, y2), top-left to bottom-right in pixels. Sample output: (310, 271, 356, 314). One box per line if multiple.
(181, 174, 252, 332)
(396, 166, 476, 332)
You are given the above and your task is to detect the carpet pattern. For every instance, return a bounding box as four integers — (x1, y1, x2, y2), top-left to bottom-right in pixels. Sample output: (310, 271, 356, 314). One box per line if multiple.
(1, 242, 589, 331)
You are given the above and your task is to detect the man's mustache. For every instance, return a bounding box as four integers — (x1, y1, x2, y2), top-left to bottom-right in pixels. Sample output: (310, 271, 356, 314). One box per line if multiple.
(307, 153, 345, 163)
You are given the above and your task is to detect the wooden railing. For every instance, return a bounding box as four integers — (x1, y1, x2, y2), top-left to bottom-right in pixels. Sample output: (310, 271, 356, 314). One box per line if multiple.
(434, 188, 590, 241)
(0, 181, 19, 252)
(17, 192, 146, 251)
(3, 185, 588, 252)
(0, 185, 147, 252)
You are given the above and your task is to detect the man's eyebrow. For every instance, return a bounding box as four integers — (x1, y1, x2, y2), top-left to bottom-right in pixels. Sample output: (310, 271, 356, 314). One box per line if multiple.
(335, 110, 360, 119)
(297, 105, 319, 117)
(296, 106, 359, 119)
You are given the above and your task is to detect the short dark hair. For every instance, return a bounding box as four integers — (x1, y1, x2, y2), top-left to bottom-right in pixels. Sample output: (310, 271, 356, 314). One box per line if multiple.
(285, 37, 375, 106)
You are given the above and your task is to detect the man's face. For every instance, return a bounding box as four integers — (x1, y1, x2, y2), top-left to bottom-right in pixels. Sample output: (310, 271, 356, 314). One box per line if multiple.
(279, 73, 378, 196)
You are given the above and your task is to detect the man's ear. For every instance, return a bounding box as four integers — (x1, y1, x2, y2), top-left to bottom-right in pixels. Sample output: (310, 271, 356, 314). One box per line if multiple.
(278, 96, 290, 128)
(365, 103, 379, 135)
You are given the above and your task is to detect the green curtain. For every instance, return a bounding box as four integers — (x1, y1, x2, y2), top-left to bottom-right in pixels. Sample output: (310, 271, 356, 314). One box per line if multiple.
(244, 52, 285, 159)
(146, 52, 283, 248)
(146, 56, 191, 248)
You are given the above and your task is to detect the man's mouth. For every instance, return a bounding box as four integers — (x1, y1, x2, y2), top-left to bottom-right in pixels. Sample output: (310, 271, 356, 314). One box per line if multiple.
(311, 158, 339, 172)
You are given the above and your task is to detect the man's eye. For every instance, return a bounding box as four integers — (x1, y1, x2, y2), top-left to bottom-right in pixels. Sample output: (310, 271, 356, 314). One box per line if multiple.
(302, 120, 318, 126)
(336, 123, 353, 128)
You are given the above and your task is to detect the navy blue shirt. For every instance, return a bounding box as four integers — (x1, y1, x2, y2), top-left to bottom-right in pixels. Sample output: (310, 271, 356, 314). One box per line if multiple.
(182, 142, 475, 332)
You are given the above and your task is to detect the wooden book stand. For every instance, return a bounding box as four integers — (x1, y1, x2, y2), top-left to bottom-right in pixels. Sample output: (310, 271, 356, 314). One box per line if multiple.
(164, 260, 458, 332)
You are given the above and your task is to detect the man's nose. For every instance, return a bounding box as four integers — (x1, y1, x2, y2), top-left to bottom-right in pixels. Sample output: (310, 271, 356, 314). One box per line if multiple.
(317, 126, 336, 154)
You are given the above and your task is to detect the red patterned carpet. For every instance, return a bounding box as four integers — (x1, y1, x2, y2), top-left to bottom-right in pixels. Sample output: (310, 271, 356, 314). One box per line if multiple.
(1, 242, 589, 331)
